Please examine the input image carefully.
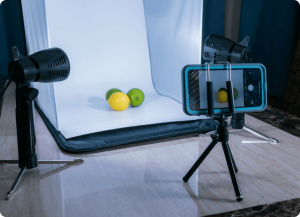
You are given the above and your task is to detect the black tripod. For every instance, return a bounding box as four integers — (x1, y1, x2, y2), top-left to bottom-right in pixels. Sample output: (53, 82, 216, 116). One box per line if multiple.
(183, 64, 243, 202)
(0, 54, 83, 200)
(183, 115, 242, 201)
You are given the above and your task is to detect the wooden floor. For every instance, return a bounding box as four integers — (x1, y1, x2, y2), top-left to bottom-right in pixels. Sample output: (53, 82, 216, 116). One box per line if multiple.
(0, 83, 300, 217)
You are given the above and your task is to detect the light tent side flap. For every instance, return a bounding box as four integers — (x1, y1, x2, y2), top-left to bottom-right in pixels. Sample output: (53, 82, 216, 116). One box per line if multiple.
(20, 0, 217, 152)
(21, 0, 59, 129)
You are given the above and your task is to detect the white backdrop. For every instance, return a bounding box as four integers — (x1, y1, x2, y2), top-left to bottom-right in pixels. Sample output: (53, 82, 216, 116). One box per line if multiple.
(21, 0, 204, 139)
(144, 0, 203, 103)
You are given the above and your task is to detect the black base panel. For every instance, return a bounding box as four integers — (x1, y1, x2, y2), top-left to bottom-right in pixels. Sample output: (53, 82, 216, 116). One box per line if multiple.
(35, 102, 218, 153)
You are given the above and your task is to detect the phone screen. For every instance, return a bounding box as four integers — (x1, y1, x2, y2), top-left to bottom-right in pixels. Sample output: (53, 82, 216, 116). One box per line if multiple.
(187, 68, 262, 111)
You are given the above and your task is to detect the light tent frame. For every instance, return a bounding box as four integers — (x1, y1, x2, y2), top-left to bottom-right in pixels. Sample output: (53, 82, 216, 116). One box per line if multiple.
(20, 0, 217, 152)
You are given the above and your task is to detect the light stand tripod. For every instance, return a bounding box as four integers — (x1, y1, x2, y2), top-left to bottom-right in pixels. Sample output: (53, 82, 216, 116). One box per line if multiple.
(231, 113, 279, 143)
(183, 64, 243, 201)
(0, 49, 83, 200)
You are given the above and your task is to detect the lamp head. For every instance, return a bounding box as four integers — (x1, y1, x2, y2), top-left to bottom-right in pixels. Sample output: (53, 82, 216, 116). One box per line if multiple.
(203, 34, 251, 63)
(8, 47, 70, 83)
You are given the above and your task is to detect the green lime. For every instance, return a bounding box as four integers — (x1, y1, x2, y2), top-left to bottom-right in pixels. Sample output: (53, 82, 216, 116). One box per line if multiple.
(233, 88, 238, 99)
(218, 87, 227, 92)
(218, 87, 238, 99)
(127, 88, 145, 107)
(106, 88, 122, 101)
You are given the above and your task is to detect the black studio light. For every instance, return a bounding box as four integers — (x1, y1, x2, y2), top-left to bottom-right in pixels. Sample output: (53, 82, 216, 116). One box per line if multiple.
(0, 47, 83, 200)
(203, 34, 251, 63)
(8, 47, 70, 83)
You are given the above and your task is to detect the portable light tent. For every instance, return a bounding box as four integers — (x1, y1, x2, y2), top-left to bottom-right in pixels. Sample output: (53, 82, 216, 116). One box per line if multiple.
(20, 0, 216, 152)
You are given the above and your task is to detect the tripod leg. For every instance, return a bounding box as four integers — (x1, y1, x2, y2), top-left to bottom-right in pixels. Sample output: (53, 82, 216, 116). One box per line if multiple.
(1, 159, 83, 200)
(243, 126, 279, 143)
(183, 140, 218, 182)
(197, 130, 216, 138)
(222, 142, 243, 202)
(228, 145, 238, 173)
(5, 166, 26, 200)
(37, 159, 84, 164)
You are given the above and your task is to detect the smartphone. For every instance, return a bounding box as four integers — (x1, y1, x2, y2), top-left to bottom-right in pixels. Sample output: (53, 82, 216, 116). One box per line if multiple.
(182, 63, 267, 116)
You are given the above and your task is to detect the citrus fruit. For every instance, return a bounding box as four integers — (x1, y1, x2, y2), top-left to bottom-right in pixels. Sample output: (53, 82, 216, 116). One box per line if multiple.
(233, 88, 238, 99)
(107, 92, 131, 111)
(218, 87, 238, 99)
(127, 88, 145, 107)
(217, 90, 228, 103)
(106, 88, 122, 101)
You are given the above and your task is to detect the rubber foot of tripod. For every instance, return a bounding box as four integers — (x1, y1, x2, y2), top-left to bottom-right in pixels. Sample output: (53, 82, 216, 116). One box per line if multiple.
(5, 191, 12, 200)
(236, 196, 243, 202)
(182, 176, 189, 183)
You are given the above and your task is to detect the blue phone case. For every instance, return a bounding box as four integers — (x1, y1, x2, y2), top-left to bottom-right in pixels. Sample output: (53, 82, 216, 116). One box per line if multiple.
(182, 63, 267, 116)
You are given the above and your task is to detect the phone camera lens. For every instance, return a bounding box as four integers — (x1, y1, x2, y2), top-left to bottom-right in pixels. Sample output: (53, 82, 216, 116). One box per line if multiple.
(248, 84, 254, 91)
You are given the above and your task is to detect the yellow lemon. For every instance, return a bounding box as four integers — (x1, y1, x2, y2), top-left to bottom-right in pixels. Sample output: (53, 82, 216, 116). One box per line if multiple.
(107, 92, 131, 111)
(217, 90, 228, 103)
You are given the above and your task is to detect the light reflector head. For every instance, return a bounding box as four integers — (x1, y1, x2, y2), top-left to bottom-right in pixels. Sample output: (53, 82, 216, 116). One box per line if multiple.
(203, 34, 250, 63)
(8, 47, 70, 83)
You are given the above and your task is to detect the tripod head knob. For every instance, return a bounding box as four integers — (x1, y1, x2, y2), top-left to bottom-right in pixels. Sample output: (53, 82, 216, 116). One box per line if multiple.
(16, 85, 39, 110)
(23, 88, 39, 102)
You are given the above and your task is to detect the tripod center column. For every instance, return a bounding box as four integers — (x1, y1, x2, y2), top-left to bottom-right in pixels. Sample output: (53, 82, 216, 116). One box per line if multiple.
(216, 120, 229, 142)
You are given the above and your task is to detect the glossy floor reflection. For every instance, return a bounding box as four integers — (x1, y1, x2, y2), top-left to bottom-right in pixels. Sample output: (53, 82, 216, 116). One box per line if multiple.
(249, 105, 300, 138)
(1, 82, 300, 217)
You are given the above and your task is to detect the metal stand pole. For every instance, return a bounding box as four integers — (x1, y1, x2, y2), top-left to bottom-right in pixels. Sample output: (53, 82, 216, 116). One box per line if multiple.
(228, 144, 238, 173)
(4, 166, 26, 200)
(222, 142, 242, 201)
(242, 126, 279, 143)
(183, 139, 218, 182)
